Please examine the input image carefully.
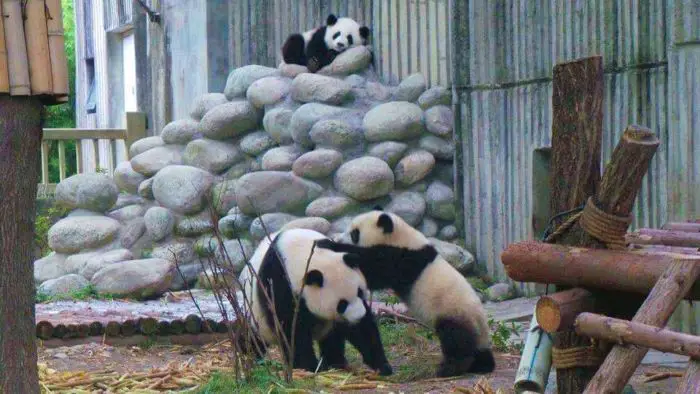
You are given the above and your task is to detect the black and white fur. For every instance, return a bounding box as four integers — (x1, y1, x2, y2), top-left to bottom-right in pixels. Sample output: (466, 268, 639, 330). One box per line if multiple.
(238, 228, 391, 375)
(282, 14, 370, 72)
(317, 209, 495, 377)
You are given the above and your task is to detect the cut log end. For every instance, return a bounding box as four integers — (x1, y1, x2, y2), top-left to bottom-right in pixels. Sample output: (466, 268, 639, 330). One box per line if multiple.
(622, 125, 658, 145)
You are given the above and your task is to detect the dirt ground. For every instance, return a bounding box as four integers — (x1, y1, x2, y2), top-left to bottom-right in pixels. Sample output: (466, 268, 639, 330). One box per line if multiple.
(38, 340, 686, 393)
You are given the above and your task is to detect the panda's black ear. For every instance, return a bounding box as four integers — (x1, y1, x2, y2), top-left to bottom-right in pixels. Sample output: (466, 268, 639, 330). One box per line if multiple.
(377, 213, 394, 234)
(343, 253, 362, 269)
(372, 205, 384, 211)
(360, 26, 370, 40)
(304, 269, 324, 287)
(326, 14, 338, 26)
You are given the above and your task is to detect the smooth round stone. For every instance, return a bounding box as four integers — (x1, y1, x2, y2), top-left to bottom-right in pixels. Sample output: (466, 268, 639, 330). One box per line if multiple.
(292, 149, 343, 179)
(308, 119, 364, 149)
(113, 161, 147, 195)
(334, 157, 394, 201)
(235, 171, 323, 215)
(79, 249, 134, 280)
(112, 194, 145, 210)
(281, 217, 331, 234)
(420, 218, 439, 238)
(363, 101, 424, 142)
(316, 46, 373, 76)
(161, 118, 200, 144)
(420, 135, 455, 160)
(107, 204, 147, 222)
(224, 159, 259, 180)
(387, 192, 426, 226)
(224, 65, 279, 99)
(144, 207, 175, 242)
(418, 86, 451, 109)
(120, 218, 146, 249)
(394, 150, 435, 187)
(430, 238, 474, 273)
(189, 93, 228, 120)
(305, 196, 355, 219)
(249, 213, 298, 239)
(279, 62, 309, 78)
(138, 178, 154, 200)
(91, 258, 175, 299)
(37, 274, 89, 297)
(152, 165, 215, 214)
(261, 145, 305, 171)
(368, 141, 408, 168)
(393, 73, 427, 102)
(289, 103, 349, 148)
(425, 105, 453, 137)
(331, 216, 353, 233)
(218, 207, 254, 238)
(263, 108, 294, 145)
(129, 136, 165, 158)
(198, 101, 262, 140)
(426, 181, 456, 221)
(55, 174, 120, 213)
(34, 252, 69, 284)
(214, 239, 255, 274)
(211, 180, 238, 216)
(291, 73, 353, 105)
(48, 216, 121, 254)
(151, 240, 196, 264)
(175, 212, 215, 236)
(240, 131, 276, 156)
(345, 74, 366, 88)
(247, 76, 291, 108)
(439, 225, 459, 241)
(130, 145, 185, 177)
(366, 82, 393, 101)
(169, 262, 204, 291)
(183, 138, 243, 174)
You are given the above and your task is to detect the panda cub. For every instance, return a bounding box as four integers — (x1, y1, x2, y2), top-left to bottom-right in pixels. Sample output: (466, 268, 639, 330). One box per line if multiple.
(282, 14, 370, 72)
(238, 228, 391, 375)
(317, 209, 495, 377)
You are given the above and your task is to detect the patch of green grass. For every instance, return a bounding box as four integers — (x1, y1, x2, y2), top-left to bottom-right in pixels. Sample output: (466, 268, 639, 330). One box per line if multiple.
(466, 276, 490, 293)
(34, 204, 70, 257)
(488, 316, 523, 354)
(35, 284, 118, 303)
(196, 361, 316, 394)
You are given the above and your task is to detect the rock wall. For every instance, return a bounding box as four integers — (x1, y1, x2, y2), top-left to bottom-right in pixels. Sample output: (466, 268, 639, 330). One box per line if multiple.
(34, 46, 472, 300)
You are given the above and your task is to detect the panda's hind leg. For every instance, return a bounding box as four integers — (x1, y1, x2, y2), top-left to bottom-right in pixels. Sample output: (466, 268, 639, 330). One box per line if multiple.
(434, 317, 494, 377)
(282, 34, 307, 66)
(318, 328, 349, 371)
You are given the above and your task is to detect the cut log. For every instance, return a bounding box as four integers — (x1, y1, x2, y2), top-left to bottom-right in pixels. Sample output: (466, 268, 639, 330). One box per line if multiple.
(36, 321, 54, 340)
(120, 319, 137, 336)
(138, 318, 158, 336)
(184, 314, 202, 334)
(23, 0, 53, 94)
(157, 320, 171, 336)
(89, 321, 104, 336)
(583, 258, 700, 393)
(575, 312, 700, 359)
(170, 319, 185, 335)
(663, 222, 700, 233)
(627, 229, 700, 248)
(3, 0, 30, 95)
(52, 324, 67, 339)
(536, 289, 596, 333)
(628, 244, 700, 256)
(105, 321, 121, 337)
(676, 360, 700, 394)
(502, 241, 700, 300)
(0, 0, 9, 93)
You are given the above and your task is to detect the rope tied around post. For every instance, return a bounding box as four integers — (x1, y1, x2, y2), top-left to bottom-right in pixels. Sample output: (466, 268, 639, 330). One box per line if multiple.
(551, 343, 605, 369)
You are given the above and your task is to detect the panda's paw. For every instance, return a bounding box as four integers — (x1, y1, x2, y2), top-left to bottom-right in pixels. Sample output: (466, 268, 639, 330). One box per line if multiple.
(315, 238, 336, 250)
(377, 363, 393, 376)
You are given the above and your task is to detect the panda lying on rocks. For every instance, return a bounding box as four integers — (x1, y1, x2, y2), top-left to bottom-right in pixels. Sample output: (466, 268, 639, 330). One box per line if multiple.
(317, 208, 496, 377)
(282, 14, 371, 72)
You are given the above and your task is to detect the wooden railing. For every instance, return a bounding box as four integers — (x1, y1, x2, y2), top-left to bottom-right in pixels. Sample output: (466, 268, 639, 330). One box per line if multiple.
(39, 112, 147, 193)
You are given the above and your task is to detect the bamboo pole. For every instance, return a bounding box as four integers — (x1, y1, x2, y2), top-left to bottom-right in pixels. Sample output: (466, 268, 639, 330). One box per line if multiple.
(24, 0, 53, 94)
(514, 314, 554, 393)
(45, 0, 68, 97)
(3, 0, 30, 95)
(0, 0, 9, 93)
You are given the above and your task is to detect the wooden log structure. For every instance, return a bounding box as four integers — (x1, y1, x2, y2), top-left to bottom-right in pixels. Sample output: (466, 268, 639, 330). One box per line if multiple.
(627, 228, 700, 248)
(536, 289, 596, 333)
(676, 360, 700, 394)
(574, 312, 700, 359)
(663, 222, 700, 233)
(628, 244, 700, 255)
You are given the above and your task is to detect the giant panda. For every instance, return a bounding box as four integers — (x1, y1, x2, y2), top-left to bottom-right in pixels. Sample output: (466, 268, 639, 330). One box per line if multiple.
(282, 14, 371, 73)
(316, 209, 495, 377)
(238, 228, 392, 375)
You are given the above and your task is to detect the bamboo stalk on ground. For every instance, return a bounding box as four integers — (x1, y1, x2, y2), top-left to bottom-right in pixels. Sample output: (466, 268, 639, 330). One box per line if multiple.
(3, 0, 30, 95)
(23, 0, 53, 94)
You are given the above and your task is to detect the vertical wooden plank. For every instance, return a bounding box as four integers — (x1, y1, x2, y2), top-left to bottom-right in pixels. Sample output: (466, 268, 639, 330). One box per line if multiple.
(46, 0, 69, 96)
(75, 142, 83, 174)
(3, 0, 31, 95)
(24, 0, 53, 94)
(125, 112, 147, 158)
(58, 141, 66, 181)
(92, 139, 99, 172)
(0, 0, 9, 93)
(40, 141, 50, 185)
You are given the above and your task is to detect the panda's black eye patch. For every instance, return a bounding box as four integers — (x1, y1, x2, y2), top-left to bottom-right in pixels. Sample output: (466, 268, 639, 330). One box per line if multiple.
(337, 299, 349, 314)
(333, 32, 341, 39)
(350, 229, 360, 244)
(347, 35, 354, 45)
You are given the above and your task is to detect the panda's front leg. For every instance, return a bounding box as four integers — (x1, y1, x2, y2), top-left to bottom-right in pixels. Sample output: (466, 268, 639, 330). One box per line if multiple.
(344, 302, 393, 376)
(289, 315, 321, 372)
(318, 327, 349, 371)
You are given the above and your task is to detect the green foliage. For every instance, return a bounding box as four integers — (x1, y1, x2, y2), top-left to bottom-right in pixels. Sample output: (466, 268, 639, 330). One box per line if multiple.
(488, 316, 523, 354)
(35, 283, 116, 303)
(34, 204, 70, 257)
(197, 361, 314, 394)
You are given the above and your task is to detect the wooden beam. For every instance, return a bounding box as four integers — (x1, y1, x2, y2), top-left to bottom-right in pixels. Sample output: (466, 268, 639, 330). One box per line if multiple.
(43, 128, 128, 141)
(503, 241, 700, 299)
(628, 244, 700, 256)
(627, 228, 700, 248)
(583, 258, 700, 393)
(663, 222, 700, 233)
(575, 312, 700, 359)
(536, 289, 596, 333)
(676, 360, 700, 394)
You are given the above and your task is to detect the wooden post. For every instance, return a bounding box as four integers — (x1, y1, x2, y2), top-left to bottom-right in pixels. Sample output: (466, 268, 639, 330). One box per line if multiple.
(0, 0, 9, 93)
(676, 360, 700, 394)
(583, 258, 700, 393)
(125, 112, 147, 158)
(23, 0, 53, 94)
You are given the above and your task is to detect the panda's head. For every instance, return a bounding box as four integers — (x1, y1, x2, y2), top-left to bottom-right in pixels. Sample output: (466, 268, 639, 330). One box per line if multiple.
(301, 250, 369, 324)
(337, 207, 428, 249)
(324, 14, 370, 53)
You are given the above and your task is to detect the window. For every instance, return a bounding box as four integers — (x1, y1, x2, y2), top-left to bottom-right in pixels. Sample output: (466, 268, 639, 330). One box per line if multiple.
(85, 59, 96, 114)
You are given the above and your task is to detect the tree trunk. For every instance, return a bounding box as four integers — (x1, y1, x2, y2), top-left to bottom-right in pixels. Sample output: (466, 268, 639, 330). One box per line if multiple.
(0, 96, 44, 393)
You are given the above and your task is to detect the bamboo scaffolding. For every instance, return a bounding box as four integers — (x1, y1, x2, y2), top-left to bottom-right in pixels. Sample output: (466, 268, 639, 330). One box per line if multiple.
(3, 0, 31, 95)
(46, 0, 68, 97)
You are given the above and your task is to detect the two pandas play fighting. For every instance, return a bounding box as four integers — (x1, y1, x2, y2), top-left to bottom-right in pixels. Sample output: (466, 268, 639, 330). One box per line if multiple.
(238, 207, 495, 378)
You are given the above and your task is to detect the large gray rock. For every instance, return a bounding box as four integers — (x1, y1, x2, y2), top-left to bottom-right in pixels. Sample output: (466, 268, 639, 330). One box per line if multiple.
(91, 258, 175, 299)
(292, 149, 343, 179)
(64, 252, 99, 275)
(291, 73, 353, 105)
(113, 161, 147, 195)
(281, 217, 331, 234)
(279, 62, 309, 78)
(183, 138, 243, 174)
(66, 209, 102, 218)
(426, 181, 455, 220)
(394, 150, 435, 187)
(37, 274, 89, 298)
(345, 74, 366, 88)
(240, 131, 276, 156)
(161, 118, 200, 144)
(198, 101, 261, 140)
(331, 216, 353, 233)
(48, 216, 121, 254)
(224, 65, 279, 99)
(34, 252, 69, 284)
(363, 102, 424, 142)
(175, 212, 215, 237)
(418, 86, 451, 109)
(420, 218, 439, 238)
(218, 207, 254, 238)
(368, 141, 408, 168)
(263, 108, 294, 145)
(305, 196, 355, 219)
(486, 283, 512, 301)
(246, 76, 291, 108)
(317, 46, 373, 76)
(151, 240, 196, 264)
(144, 207, 175, 242)
(366, 81, 393, 101)
(309, 119, 364, 149)
(79, 249, 133, 280)
(430, 238, 474, 273)
(189, 93, 228, 120)
(214, 239, 255, 274)
(107, 204, 146, 222)
(334, 157, 394, 201)
(290, 103, 349, 147)
(249, 213, 297, 239)
(387, 192, 426, 226)
(235, 171, 323, 215)
(439, 225, 458, 241)
(211, 180, 238, 216)
(112, 194, 145, 210)
(120, 218, 146, 249)
(425, 105, 453, 137)
(420, 135, 454, 160)
(138, 178, 154, 199)
(261, 145, 306, 171)
(393, 73, 427, 102)
(152, 165, 215, 214)
(131, 145, 185, 177)
(129, 136, 165, 158)
(224, 159, 259, 180)
(55, 174, 119, 213)
(169, 262, 204, 291)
